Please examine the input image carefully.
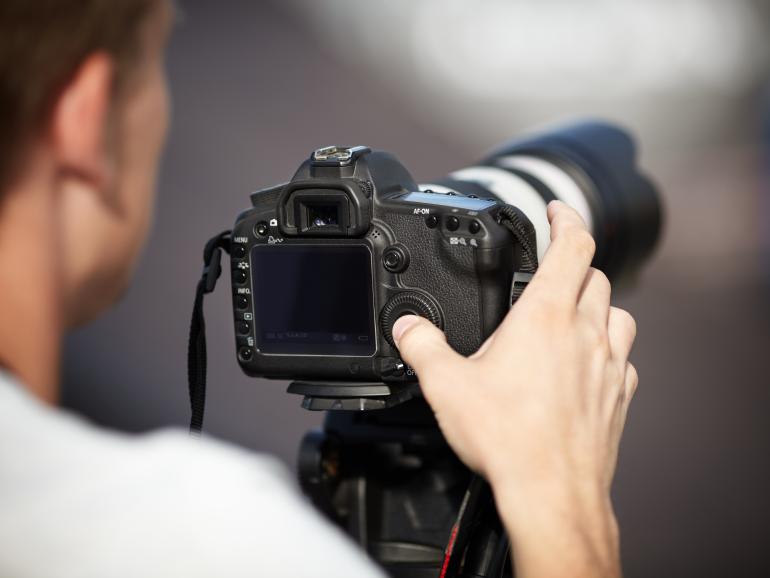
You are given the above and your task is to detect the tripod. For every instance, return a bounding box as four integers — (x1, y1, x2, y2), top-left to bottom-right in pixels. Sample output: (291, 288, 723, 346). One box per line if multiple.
(292, 383, 512, 578)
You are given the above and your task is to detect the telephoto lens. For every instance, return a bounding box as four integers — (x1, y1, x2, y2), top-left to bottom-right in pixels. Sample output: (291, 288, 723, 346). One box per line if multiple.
(425, 121, 663, 283)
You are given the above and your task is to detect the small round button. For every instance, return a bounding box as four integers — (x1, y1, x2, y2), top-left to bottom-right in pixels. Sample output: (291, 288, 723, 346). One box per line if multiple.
(238, 347, 253, 361)
(446, 216, 460, 231)
(236, 295, 249, 309)
(255, 222, 269, 236)
(468, 194, 479, 199)
(234, 270, 248, 284)
(232, 245, 246, 258)
(237, 322, 250, 335)
(382, 245, 410, 274)
(425, 215, 439, 228)
(384, 251, 401, 270)
(468, 220, 481, 234)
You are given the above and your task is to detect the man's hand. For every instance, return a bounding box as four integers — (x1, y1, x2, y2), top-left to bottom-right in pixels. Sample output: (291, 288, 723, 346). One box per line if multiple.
(392, 201, 637, 578)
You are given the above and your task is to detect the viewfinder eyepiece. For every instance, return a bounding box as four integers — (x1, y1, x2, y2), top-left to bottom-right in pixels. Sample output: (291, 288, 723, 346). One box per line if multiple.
(278, 181, 371, 237)
(307, 204, 340, 228)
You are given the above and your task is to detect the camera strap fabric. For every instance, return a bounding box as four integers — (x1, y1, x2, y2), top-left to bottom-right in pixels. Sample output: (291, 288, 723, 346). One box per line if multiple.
(497, 204, 538, 307)
(188, 231, 232, 436)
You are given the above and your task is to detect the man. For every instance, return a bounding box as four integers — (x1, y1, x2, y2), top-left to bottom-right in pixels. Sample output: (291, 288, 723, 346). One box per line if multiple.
(0, 1, 637, 577)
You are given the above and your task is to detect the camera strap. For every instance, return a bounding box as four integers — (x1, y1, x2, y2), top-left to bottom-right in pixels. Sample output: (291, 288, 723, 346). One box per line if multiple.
(188, 230, 232, 436)
(497, 204, 538, 307)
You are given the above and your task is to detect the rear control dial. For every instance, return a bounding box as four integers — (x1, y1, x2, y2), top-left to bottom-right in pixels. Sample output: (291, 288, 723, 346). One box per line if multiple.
(380, 291, 443, 348)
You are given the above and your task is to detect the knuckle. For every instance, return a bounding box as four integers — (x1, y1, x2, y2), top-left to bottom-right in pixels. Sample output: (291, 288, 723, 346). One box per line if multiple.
(525, 275, 557, 303)
(613, 307, 637, 340)
(553, 203, 580, 225)
(590, 324, 610, 352)
(592, 268, 611, 294)
(606, 363, 624, 390)
(526, 294, 571, 325)
(626, 363, 639, 395)
(580, 317, 609, 352)
(569, 228, 596, 258)
(627, 363, 638, 384)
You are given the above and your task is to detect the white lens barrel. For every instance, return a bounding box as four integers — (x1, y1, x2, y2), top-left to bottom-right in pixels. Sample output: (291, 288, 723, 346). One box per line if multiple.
(496, 155, 594, 234)
(422, 156, 595, 262)
(448, 166, 552, 262)
(445, 121, 662, 282)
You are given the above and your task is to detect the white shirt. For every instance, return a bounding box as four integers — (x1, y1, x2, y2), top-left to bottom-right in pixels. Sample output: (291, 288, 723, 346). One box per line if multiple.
(0, 372, 385, 578)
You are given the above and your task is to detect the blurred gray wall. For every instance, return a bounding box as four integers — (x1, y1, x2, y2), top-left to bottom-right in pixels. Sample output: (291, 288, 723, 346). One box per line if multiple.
(62, 1, 770, 576)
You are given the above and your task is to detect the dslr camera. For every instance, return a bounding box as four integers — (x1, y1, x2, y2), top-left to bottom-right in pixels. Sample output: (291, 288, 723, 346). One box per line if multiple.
(228, 121, 660, 408)
(184, 121, 661, 577)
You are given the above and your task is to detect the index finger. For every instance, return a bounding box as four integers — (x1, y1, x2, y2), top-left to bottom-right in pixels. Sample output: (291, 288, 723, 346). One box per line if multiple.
(529, 201, 596, 304)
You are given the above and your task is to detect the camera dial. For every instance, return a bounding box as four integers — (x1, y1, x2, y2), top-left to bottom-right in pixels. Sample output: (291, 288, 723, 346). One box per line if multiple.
(380, 292, 443, 348)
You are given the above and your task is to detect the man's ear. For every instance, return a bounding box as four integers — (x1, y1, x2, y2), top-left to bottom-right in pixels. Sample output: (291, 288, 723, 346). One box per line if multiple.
(50, 52, 115, 190)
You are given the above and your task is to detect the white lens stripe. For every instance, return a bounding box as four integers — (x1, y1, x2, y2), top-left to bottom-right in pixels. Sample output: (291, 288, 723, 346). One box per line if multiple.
(450, 166, 550, 261)
(496, 155, 594, 234)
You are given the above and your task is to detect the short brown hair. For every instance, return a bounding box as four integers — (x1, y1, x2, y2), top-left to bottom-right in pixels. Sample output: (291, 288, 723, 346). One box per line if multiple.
(0, 0, 159, 189)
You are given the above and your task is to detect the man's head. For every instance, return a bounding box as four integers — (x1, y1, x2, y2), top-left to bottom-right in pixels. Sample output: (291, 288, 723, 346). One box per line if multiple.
(0, 0, 171, 326)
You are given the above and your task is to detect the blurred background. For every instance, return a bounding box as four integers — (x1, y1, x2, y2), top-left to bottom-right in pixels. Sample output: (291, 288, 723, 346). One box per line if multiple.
(62, 1, 770, 576)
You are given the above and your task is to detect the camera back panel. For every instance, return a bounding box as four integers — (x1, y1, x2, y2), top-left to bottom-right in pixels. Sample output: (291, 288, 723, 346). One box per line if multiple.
(230, 147, 517, 384)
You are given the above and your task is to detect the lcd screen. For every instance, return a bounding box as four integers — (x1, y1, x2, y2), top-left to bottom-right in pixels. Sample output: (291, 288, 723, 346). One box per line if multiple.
(250, 244, 375, 355)
(400, 191, 497, 211)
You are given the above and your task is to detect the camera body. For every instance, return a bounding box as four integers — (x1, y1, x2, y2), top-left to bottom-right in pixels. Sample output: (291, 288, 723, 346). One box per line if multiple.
(230, 146, 529, 385)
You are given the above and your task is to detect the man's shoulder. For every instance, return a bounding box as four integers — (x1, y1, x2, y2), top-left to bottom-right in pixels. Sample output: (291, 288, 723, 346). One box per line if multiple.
(0, 371, 294, 502)
(0, 373, 384, 578)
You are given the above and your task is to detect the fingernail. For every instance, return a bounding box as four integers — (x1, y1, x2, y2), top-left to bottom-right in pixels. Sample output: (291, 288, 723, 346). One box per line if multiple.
(392, 315, 420, 344)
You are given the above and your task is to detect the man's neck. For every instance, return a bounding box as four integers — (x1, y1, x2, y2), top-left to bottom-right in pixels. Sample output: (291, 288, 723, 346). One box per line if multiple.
(0, 170, 63, 403)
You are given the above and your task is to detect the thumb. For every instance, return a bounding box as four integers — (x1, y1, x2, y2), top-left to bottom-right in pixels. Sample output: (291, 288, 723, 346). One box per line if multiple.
(392, 315, 462, 382)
